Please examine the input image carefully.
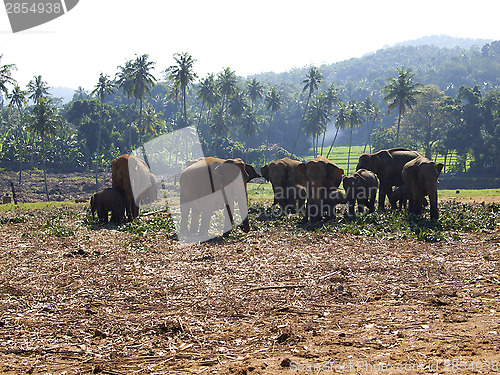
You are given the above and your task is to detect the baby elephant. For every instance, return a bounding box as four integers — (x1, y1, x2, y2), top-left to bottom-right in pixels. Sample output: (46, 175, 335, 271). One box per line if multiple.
(389, 185, 408, 210)
(90, 188, 125, 224)
(342, 169, 379, 218)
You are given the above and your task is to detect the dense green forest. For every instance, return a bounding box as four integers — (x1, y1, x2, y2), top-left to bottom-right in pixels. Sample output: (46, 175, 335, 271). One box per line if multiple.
(0, 38, 499, 179)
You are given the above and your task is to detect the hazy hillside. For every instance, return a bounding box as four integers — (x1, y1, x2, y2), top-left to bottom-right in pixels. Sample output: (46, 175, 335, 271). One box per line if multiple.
(393, 35, 492, 50)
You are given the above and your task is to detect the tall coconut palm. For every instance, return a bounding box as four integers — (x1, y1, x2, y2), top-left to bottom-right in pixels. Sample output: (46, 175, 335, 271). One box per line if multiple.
(197, 73, 218, 130)
(303, 96, 330, 158)
(7, 85, 28, 182)
(91, 73, 116, 183)
(326, 102, 349, 159)
(138, 106, 165, 145)
(383, 67, 422, 144)
(116, 59, 136, 150)
(264, 86, 283, 164)
(131, 54, 156, 143)
(217, 68, 238, 115)
(29, 97, 59, 201)
(246, 78, 264, 111)
(319, 83, 341, 155)
(0, 55, 17, 104)
(346, 100, 365, 174)
(166, 52, 197, 127)
(27, 75, 50, 103)
(291, 66, 324, 155)
(362, 97, 382, 153)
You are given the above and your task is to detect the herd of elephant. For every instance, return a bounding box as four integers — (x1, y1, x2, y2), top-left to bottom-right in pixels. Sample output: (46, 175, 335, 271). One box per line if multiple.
(89, 148, 444, 238)
(260, 147, 444, 223)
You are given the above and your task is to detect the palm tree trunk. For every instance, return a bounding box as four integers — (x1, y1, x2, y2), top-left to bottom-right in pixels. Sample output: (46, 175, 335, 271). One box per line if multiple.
(291, 96, 311, 156)
(396, 109, 402, 145)
(183, 88, 188, 127)
(320, 129, 327, 156)
(95, 100, 103, 184)
(326, 126, 340, 159)
(264, 113, 274, 166)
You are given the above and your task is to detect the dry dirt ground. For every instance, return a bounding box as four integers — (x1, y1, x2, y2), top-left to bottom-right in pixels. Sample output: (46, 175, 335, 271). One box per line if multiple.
(0, 172, 500, 374)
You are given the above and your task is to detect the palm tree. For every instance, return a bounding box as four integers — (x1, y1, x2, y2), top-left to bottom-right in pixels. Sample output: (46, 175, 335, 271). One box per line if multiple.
(166, 52, 197, 127)
(362, 97, 382, 153)
(27, 75, 50, 103)
(116, 59, 136, 150)
(229, 90, 248, 120)
(29, 97, 59, 201)
(326, 102, 349, 159)
(346, 100, 365, 174)
(0, 55, 17, 104)
(241, 108, 261, 141)
(131, 54, 156, 142)
(138, 106, 166, 144)
(291, 66, 324, 155)
(7, 85, 28, 182)
(264, 86, 283, 164)
(319, 83, 341, 155)
(209, 104, 229, 154)
(197, 73, 218, 130)
(246, 78, 264, 110)
(303, 96, 330, 158)
(73, 87, 89, 101)
(91, 73, 116, 183)
(383, 67, 422, 144)
(217, 68, 238, 115)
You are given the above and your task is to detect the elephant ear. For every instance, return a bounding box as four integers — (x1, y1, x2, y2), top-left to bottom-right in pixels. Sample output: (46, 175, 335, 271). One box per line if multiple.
(217, 159, 247, 185)
(245, 164, 261, 182)
(260, 165, 270, 181)
(327, 163, 344, 188)
(295, 163, 307, 186)
(436, 163, 444, 177)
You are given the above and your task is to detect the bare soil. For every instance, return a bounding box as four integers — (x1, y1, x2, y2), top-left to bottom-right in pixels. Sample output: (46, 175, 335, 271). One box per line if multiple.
(0, 172, 500, 374)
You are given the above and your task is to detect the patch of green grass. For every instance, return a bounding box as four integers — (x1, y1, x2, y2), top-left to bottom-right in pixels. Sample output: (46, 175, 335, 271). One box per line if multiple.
(118, 215, 176, 236)
(248, 201, 500, 243)
(0, 201, 84, 212)
(42, 219, 76, 237)
(439, 189, 500, 198)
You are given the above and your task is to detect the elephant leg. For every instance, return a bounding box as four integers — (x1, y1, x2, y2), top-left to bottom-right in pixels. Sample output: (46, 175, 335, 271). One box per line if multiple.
(378, 184, 389, 211)
(180, 203, 190, 235)
(427, 182, 439, 219)
(190, 205, 202, 234)
(199, 208, 214, 237)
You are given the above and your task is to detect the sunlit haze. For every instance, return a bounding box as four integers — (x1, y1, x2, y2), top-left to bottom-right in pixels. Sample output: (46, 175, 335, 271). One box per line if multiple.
(1, 0, 499, 90)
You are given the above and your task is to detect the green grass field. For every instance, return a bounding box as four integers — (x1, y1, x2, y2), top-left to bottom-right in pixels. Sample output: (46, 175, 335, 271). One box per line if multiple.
(247, 182, 500, 203)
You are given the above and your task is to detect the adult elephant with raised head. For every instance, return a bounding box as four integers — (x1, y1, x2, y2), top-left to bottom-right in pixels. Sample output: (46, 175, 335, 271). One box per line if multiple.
(402, 156, 444, 219)
(179, 157, 260, 241)
(297, 156, 344, 222)
(356, 148, 421, 210)
(111, 154, 158, 221)
(260, 157, 307, 213)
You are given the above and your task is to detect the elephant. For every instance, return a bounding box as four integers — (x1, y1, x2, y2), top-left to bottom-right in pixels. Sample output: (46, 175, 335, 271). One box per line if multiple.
(260, 157, 307, 214)
(389, 185, 408, 210)
(402, 156, 444, 219)
(90, 188, 125, 224)
(111, 154, 158, 221)
(179, 157, 260, 241)
(342, 169, 379, 218)
(356, 148, 421, 210)
(297, 156, 344, 222)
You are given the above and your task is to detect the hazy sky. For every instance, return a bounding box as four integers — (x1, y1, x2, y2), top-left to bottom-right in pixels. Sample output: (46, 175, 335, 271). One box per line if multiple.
(1, 0, 499, 90)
